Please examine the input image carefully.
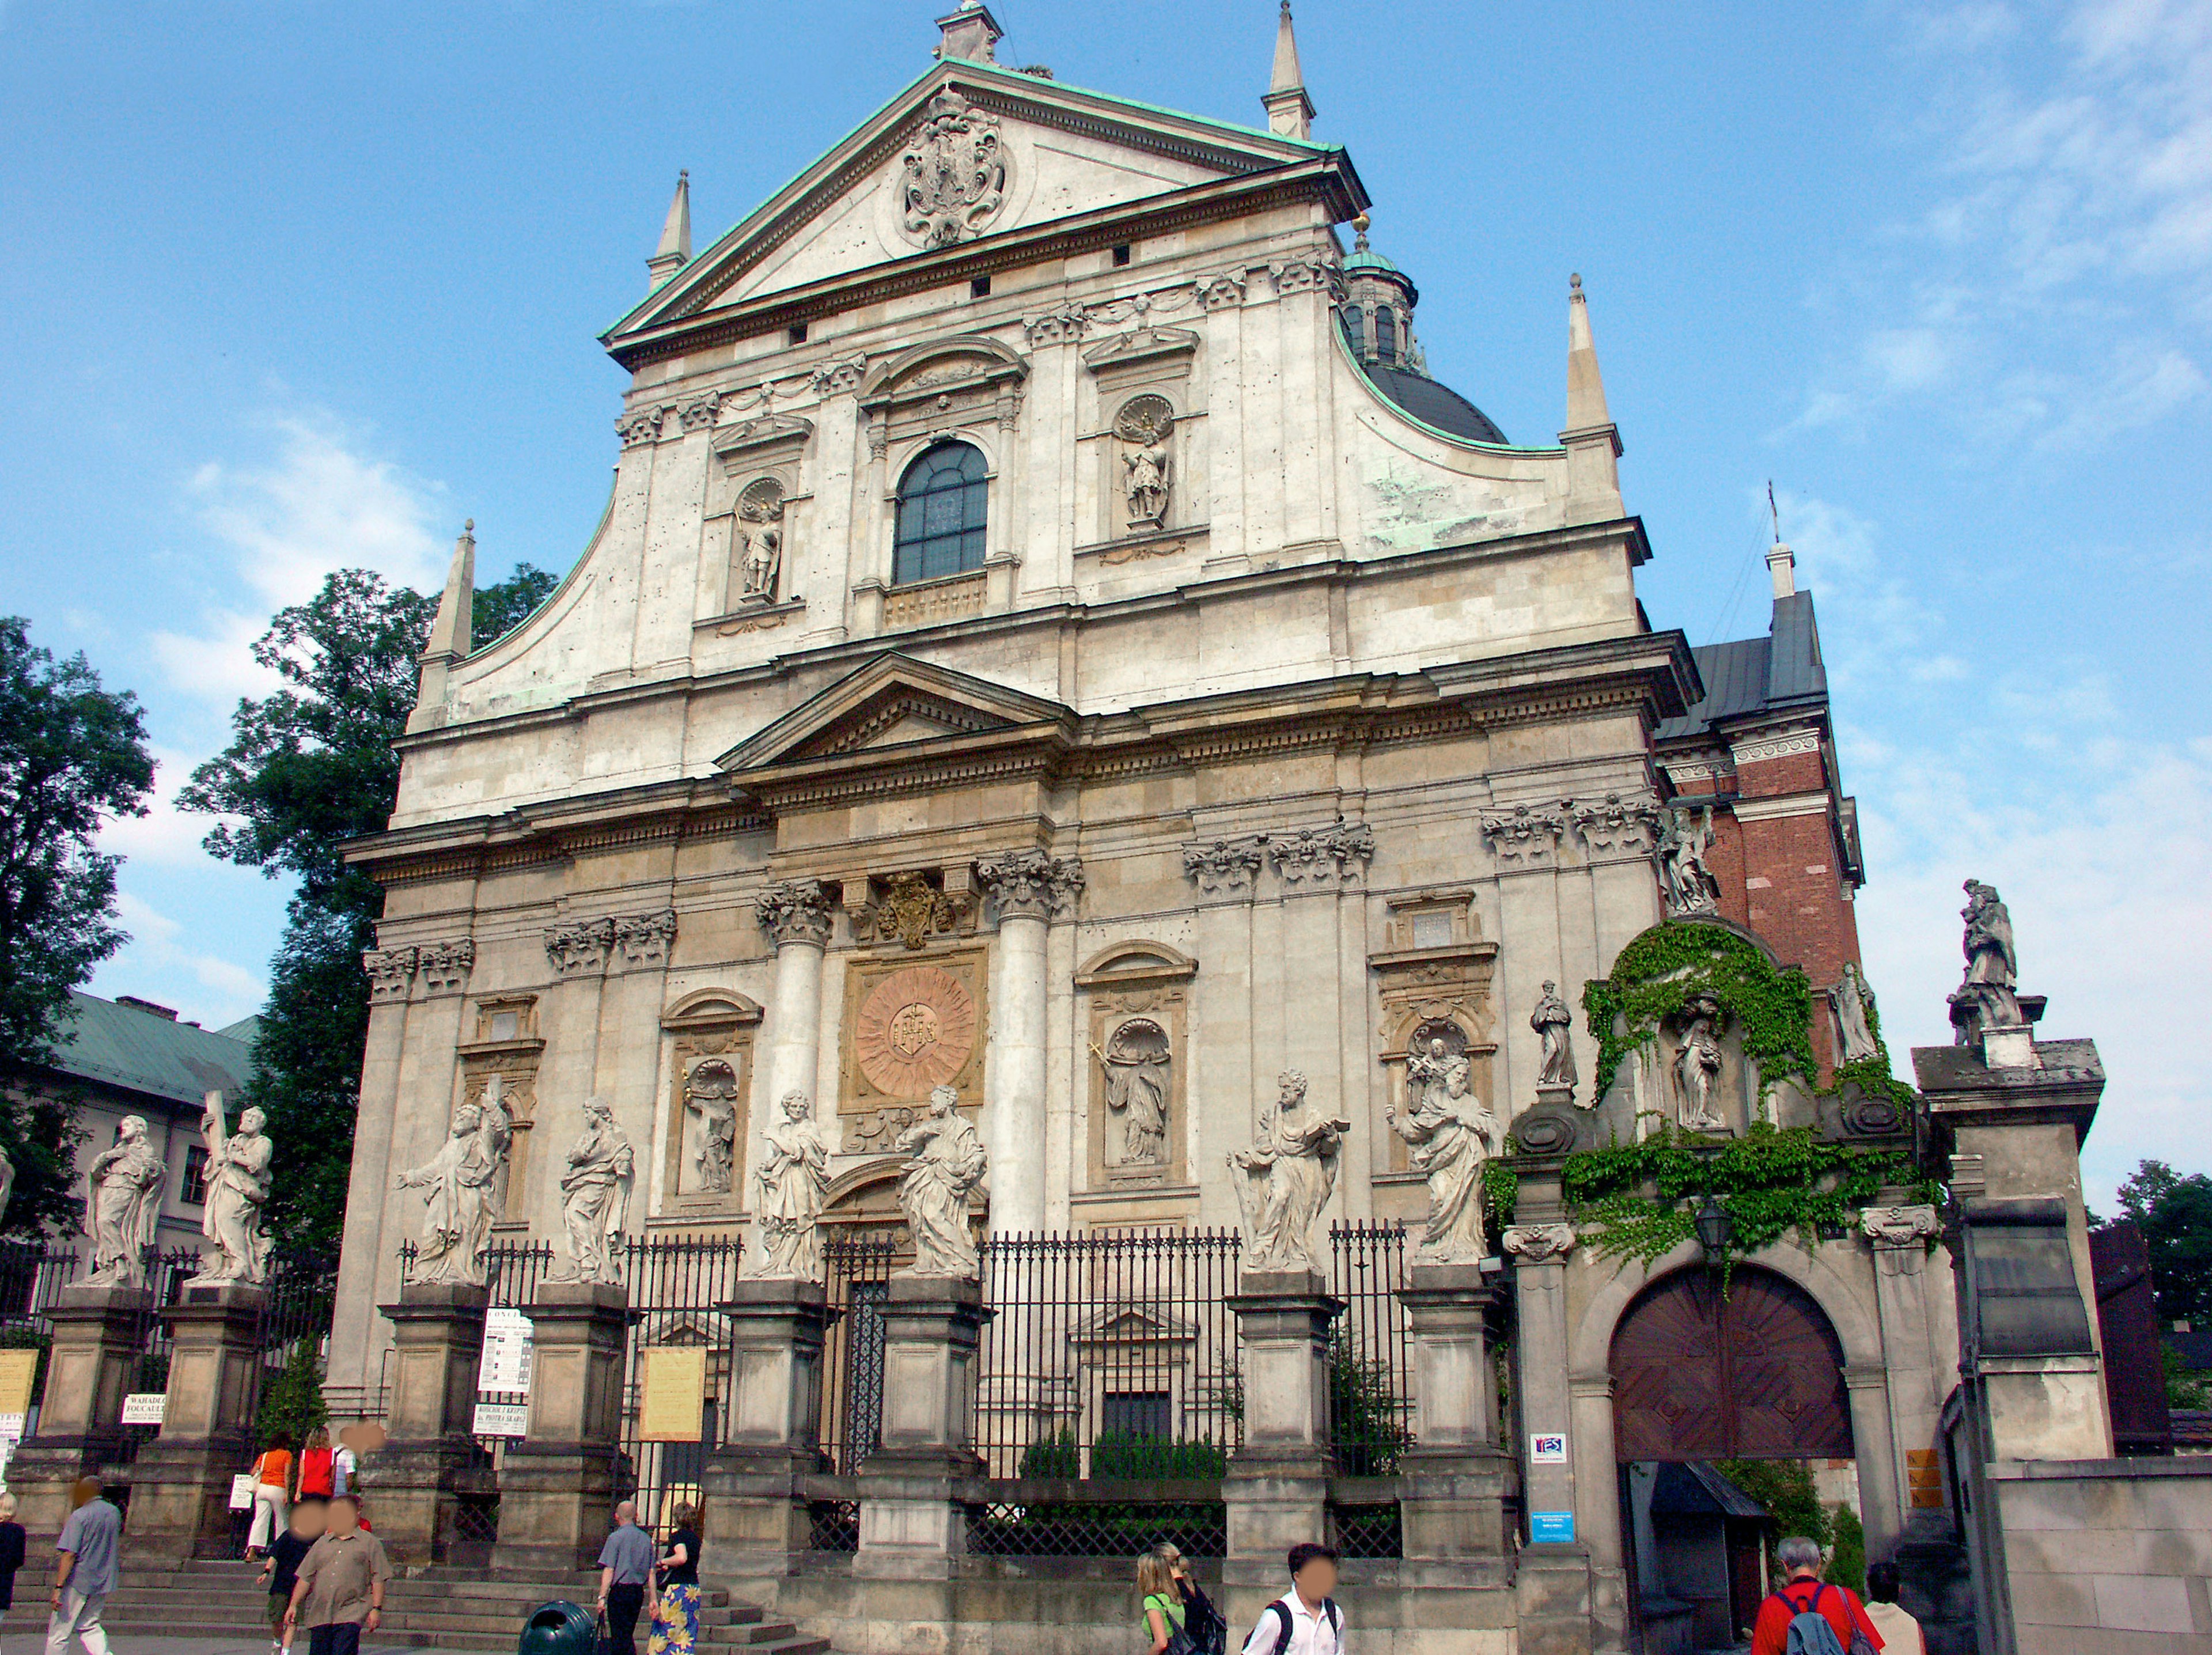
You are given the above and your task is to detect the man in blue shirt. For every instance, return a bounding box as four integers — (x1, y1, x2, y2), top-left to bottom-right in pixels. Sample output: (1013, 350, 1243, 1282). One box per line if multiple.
(594, 1501, 655, 1655)
(46, 1476, 122, 1655)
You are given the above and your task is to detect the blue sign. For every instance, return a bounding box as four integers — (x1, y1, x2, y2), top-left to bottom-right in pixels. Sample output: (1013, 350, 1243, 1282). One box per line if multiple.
(1529, 1510, 1577, 1544)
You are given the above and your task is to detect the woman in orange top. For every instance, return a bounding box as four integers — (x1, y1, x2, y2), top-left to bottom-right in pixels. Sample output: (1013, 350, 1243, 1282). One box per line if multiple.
(244, 1440, 293, 1558)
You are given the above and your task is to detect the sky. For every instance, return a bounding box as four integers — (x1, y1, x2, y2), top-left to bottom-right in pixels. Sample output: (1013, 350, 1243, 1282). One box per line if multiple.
(1, 1, 2206, 1209)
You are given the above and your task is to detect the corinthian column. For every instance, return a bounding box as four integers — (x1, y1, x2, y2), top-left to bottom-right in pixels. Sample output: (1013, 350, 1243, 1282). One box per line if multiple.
(755, 880, 832, 1116)
(974, 851, 1082, 1235)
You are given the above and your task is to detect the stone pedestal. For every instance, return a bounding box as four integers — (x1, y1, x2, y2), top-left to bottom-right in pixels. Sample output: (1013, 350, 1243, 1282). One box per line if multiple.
(1222, 1270, 1339, 1614)
(854, 1275, 986, 1577)
(702, 1278, 835, 1577)
(371, 1281, 488, 1565)
(491, 1282, 631, 1573)
(10, 1284, 151, 1538)
(125, 1281, 267, 1559)
(1396, 1265, 1516, 1570)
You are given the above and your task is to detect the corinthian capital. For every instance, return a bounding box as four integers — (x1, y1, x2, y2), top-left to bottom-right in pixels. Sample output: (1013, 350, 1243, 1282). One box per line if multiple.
(363, 948, 418, 1002)
(975, 850, 1085, 922)
(1502, 1222, 1578, 1264)
(755, 878, 832, 947)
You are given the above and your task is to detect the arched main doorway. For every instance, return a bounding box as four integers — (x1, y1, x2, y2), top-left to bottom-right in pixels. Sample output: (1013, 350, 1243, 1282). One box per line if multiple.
(1611, 1267, 1854, 1650)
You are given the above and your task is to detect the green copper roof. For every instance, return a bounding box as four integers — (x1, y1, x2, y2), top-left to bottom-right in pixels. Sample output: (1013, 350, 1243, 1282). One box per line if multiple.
(41, 992, 257, 1108)
(1344, 246, 1399, 274)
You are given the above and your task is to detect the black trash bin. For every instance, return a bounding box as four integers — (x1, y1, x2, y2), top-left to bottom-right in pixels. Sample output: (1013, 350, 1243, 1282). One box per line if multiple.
(518, 1599, 600, 1655)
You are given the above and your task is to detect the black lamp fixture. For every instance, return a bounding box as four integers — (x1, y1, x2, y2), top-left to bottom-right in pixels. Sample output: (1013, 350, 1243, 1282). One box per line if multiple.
(1694, 1194, 1733, 1260)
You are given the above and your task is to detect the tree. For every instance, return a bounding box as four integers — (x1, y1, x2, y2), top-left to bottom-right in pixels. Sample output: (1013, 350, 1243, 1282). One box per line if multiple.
(0, 618, 154, 1234)
(2118, 1160, 2212, 1327)
(180, 564, 559, 1267)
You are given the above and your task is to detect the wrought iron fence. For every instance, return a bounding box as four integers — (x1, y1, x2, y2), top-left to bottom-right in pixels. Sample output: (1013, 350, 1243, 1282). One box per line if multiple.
(820, 1230, 898, 1474)
(1327, 1222, 1414, 1478)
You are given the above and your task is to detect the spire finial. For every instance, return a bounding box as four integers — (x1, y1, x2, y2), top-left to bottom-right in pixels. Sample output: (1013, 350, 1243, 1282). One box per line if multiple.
(1765, 482, 1797, 597)
(1263, 1, 1316, 140)
(415, 515, 479, 710)
(463, 517, 474, 535)
(647, 171, 693, 294)
(1561, 271, 1624, 524)
(1353, 211, 1371, 252)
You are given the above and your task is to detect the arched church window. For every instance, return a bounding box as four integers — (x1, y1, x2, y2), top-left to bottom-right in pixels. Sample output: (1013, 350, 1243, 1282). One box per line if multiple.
(893, 441, 988, 585)
(1374, 306, 1397, 364)
(1343, 305, 1368, 357)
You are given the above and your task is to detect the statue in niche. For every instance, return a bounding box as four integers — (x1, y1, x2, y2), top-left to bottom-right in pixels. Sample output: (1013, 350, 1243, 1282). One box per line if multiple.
(191, 1095, 273, 1286)
(1532, 981, 1578, 1090)
(1830, 962, 1880, 1065)
(396, 1083, 513, 1287)
(1671, 993, 1726, 1131)
(85, 1116, 166, 1289)
(1116, 397, 1175, 529)
(1098, 1020, 1171, 1166)
(735, 480, 784, 604)
(1656, 804, 1722, 917)
(549, 1097, 634, 1287)
(750, 1091, 830, 1281)
(685, 1059, 740, 1195)
(893, 1084, 987, 1278)
(1229, 1071, 1348, 1275)
(1388, 1043, 1496, 1266)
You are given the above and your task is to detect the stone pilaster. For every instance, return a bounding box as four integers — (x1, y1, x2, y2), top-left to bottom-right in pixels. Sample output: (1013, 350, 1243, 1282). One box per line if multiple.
(975, 850, 1081, 1235)
(124, 1281, 268, 1558)
(702, 1279, 835, 1577)
(1505, 1219, 1596, 1655)
(1222, 1270, 1338, 1621)
(1396, 1265, 1516, 1574)
(854, 1276, 987, 1576)
(492, 1282, 631, 1573)
(371, 1282, 488, 1565)
(757, 880, 831, 1112)
(10, 1285, 151, 1537)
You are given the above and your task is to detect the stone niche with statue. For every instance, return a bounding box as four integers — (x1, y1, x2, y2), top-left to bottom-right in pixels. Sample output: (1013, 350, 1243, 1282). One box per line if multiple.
(1368, 891, 1499, 1218)
(659, 990, 763, 1219)
(1076, 942, 1197, 1197)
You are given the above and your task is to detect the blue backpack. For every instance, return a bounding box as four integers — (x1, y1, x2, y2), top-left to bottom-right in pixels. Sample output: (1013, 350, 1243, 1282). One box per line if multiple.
(1766, 1583, 1874, 1655)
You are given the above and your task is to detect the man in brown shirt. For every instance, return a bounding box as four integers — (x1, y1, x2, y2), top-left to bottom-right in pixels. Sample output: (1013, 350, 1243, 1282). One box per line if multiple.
(282, 1496, 390, 1655)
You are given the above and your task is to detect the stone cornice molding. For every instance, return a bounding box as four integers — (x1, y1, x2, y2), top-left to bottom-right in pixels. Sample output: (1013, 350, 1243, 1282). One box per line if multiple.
(755, 878, 832, 948)
(1480, 802, 1569, 867)
(1502, 1222, 1578, 1263)
(1730, 726, 1822, 767)
(711, 413, 815, 466)
(417, 938, 476, 995)
(363, 947, 418, 1002)
(975, 849, 1085, 922)
(1732, 790, 1833, 824)
(544, 916, 617, 976)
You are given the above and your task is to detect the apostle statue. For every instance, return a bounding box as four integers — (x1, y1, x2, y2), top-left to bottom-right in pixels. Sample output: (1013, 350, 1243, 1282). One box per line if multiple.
(190, 1092, 274, 1286)
(1099, 1026, 1170, 1165)
(738, 522, 782, 603)
(1388, 1047, 1496, 1266)
(893, 1085, 987, 1278)
(1830, 963, 1880, 1065)
(1961, 880, 2018, 988)
(85, 1116, 166, 1289)
(549, 1097, 634, 1287)
(1532, 982, 1578, 1090)
(1656, 805, 1722, 917)
(1123, 431, 1172, 527)
(1672, 994, 1726, 1131)
(1229, 1071, 1347, 1275)
(395, 1082, 513, 1287)
(685, 1060, 739, 1195)
(750, 1090, 830, 1281)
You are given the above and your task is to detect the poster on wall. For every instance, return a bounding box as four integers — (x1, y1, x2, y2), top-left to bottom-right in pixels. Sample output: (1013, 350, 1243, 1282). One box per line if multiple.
(477, 1308, 535, 1393)
(1530, 1433, 1568, 1464)
(1529, 1510, 1577, 1544)
(121, 1392, 167, 1426)
(637, 1347, 707, 1442)
(0, 1350, 38, 1419)
(472, 1403, 530, 1438)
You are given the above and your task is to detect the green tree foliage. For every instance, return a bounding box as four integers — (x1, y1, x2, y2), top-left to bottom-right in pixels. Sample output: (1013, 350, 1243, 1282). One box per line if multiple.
(0, 618, 153, 1234)
(2162, 1345, 2209, 1410)
(2118, 1160, 2212, 1327)
(179, 564, 559, 1267)
(1828, 1501, 1866, 1594)
(256, 1334, 328, 1451)
(1716, 1457, 1830, 1554)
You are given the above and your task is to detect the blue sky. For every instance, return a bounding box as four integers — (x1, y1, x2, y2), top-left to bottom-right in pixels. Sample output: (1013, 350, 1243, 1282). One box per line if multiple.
(1, 1, 2205, 1207)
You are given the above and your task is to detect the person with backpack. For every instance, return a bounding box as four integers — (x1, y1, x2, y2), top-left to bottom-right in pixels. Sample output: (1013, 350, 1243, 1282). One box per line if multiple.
(1240, 1542, 1344, 1655)
(1751, 1536, 1884, 1655)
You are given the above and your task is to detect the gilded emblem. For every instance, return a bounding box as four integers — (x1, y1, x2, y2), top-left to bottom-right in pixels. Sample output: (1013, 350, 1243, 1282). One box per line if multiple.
(888, 1002, 940, 1059)
(899, 90, 1007, 249)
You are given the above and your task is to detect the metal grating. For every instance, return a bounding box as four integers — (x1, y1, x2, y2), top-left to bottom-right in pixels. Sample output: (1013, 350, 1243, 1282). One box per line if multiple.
(967, 1499, 1228, 1559)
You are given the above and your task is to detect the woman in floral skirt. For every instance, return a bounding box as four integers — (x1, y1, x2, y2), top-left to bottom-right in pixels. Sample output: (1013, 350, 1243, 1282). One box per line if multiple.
(646, 1503, 703, 1655)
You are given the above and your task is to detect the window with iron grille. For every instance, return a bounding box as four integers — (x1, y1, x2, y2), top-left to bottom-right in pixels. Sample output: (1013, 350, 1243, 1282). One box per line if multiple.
(180, 1146, 209, 1207)
(1101, 1391, 1172, 1440)
(893, 442, 988, 584)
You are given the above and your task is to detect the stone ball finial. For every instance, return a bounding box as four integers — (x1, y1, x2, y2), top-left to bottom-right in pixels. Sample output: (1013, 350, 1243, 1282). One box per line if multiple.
(1570, 272, 1584, 295)
(463, 518, 474, 532)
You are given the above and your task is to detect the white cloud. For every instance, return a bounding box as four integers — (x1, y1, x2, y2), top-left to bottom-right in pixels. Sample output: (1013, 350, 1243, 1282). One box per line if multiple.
(97, 747, 224, 868)
(109, 891, 267, 1017)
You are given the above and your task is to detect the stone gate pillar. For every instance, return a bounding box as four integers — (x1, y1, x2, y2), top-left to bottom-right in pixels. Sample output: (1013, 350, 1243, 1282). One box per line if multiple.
(1396, 1263, 1517, 1566)
(126, 1281, 268, 1558)
(1222, 1269, 1338, 1623)
(1505, 1202, 1598, 1655)
(372, 1282, 489, 1565)
(854, 1275, 987, 1570)
(492, 1281, 631, 1573)
(702, 1278, 835, 1576)
(9, 1285, 151, 1537)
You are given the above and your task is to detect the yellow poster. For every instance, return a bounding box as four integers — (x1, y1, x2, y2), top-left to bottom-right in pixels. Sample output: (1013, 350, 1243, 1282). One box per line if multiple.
(637, 1346, 706, 1442)
(0, 1350, 39, 1417)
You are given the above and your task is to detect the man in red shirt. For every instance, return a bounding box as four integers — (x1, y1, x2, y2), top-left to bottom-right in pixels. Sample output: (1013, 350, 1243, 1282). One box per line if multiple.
(1750, 1536, 1884, 1655)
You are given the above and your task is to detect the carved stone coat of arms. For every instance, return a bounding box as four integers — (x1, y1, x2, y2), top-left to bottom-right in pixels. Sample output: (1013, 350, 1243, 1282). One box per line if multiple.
(900, 91, 1007, 248)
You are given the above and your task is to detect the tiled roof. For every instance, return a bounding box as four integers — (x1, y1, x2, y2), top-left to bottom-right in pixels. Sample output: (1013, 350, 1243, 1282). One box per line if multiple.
(39, 991, 256, 1108)
(1655, 590, 1828, 744)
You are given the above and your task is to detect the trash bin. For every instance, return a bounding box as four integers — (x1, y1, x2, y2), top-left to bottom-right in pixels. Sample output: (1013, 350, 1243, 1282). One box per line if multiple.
(518, 1599, 600, 1655)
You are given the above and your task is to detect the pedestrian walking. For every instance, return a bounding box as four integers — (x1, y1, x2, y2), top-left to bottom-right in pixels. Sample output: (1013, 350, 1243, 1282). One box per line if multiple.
(1240, 1542, 1343, 1655)
(1137, 1544, 1191, 1654)
(1750, 1536, 1884, 1655)
(594, 1501, 654, 1655)
(296, 1428, 336, 1510)
(1862, 1562, 1924, 1655)
(245, 1438, 294, 1558)
(329, 1434, 357, 1499)
(646, 1503, 703, 1655)
(44, 1477, 122, 1655)
(257, 1502, 326, 1655)
(0, 1492, 28, 1639)
(282, 1494, 390, 1655)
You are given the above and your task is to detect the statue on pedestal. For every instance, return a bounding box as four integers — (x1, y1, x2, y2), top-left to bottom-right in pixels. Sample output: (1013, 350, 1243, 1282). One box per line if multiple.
(190, 1092, 273, 1286)
(1388, 1042, 1496, 1265)
(1657, 805, 1722, 917)
(1532, 981, 1578, 1091)
(1949, 879, 2026, 1048)
(549, 1097, 633, 1287)
(751, 1091, 830, 1281)
(396, 1082, 513, 1287)
(1830, 963, 1880, 1065)
(893, 1085, 987, 1279)
(1672, 994, 1726, 1131)
(85, 1116, 165, 1289)
(1230, 1071, 1347, 1275)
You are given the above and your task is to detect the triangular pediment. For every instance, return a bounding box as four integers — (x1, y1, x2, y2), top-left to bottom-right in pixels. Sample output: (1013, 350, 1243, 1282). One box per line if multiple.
(715, 652, 1074, 777)
(608, 59, 1344, 343)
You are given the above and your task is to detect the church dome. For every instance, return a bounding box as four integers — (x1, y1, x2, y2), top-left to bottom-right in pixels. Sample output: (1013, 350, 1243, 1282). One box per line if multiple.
(1339, 213, 1508, 445)
(1358, 358, 1510, 446)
